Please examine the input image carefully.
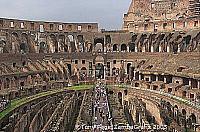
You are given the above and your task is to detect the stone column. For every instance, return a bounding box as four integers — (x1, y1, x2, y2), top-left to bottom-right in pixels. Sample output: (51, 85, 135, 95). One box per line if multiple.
(167, 45, 170, 52)
(104, 65, 106, 79)
(164, 77, 167, 83)
(151, 46, 154, 52)
(135, 46, 138, 52)
(156, 75, 159, 81)
(159, 45, 162, 52)
(189, 79, 192, 87)
(139, 73, 142, 80)
(198, 80, 200, 89)
(177, 45, 180, 53)
(149, 75, 151, 82)
(127, 46, 129, 52)
(133, 71, 136, 80)
(142, 46, 145, 52)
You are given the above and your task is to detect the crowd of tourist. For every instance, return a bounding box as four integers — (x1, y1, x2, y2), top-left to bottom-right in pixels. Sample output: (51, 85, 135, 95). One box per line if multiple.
(0, 98, 10, 112)
(93, 82, 113, 131)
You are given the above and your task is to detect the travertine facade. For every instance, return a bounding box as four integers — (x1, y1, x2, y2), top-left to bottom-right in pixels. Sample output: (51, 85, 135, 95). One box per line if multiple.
(123, 0, 200, 32)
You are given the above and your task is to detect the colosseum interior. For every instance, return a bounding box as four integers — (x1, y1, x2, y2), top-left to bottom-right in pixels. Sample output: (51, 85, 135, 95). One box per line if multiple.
(0, 0, 200, 132)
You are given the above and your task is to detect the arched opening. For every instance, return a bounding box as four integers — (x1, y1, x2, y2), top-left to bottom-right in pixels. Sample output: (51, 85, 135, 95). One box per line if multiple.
(105, 35, 111, 44)
(95, 43, 103, 52)
(121, 44, 127, 52)
(67, 64, 72, 76)
(113, 44, 118, 52)
(39, 42, 46, 53)
(124, 90, 128, 95)
(112, 67, 116, 76)
(182, 91, 187, 98)
(118, 92, 122, 105)
(187, 113, 197, 129)
(94, 38, 104, 52)
(50, 34, 58, 53)
(129, 42, 135, 52)
(58, 35, 65, 52)
(108, 91, 114, 94)
(0, 40, 6, 53)
(11, 32, 19, 53)
(20, 43, 27, 53)
(68, 35, 76, 52)
(127, 63, 132, 75)
(172, 43, 178, 54)
(135, 71, 139, 80)
(182, 109, 186, 116)
(179, 35, 191, 52)
(80, 67, 87, 81)
(95, 63, 104, 79)
(77, 35, 84, 52)
(20, 33, 29, 53)
(189, 114, 196, 124)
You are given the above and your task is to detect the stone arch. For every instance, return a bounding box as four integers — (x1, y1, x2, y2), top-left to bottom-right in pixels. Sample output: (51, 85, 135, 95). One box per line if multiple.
(20, 33, 29, 53)
(68, 34, 76, 52)
(0, 40, 7, 53)
(181, 35, 191, 52)
(49, 34, 58, 53)
(95, 63, 104, 79)
(113, 44, 118, 52)
(187, 113, 197, 129)
(39, 42, 47, 53)
(112, 67, 116, 76)
(11, 32, 20, 53)
(95, 55, 104, 63)
(94, 38, 104, 52)
(58, 34, 65, 52)
(80, 67, 87, 80)
(124, 89, 128, 95)
(77, 35, 84, 52)
(127, 63, 132, 75)
(182, 109, 186, 116)
(121, 44, 127, 52)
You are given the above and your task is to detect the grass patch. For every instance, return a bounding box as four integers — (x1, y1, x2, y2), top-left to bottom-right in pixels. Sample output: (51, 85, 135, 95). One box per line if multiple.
(0, 85, 93, 121)
(66, 85, 93, 90)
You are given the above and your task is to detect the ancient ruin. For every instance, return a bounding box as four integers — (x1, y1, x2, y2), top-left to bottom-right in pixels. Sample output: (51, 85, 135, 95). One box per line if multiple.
(0, 0, 199, 132)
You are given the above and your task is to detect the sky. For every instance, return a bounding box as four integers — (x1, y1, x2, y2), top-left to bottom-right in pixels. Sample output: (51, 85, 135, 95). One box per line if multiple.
(0, 0, 131, 30)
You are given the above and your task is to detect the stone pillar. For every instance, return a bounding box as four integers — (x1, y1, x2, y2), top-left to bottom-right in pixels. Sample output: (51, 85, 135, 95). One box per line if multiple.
(133, 71, 136, 80)
(159, 45, 162, 52)
(198, 80, 200, 89)
(156, 75, 159, 81)
(139, 73, 142, 80)
(149, 76, 151, 82)
(127, 46, 129, 52)
(135, 46, 138, 52)
(167, 45, 170, 52)
(118, 45, 121, 52)
(151, 46, 154, 52)
(189, 79, 192, 87)
(142, 46, 145, 52)
(138, 113, 141, 125)
(104, 65, 106, 79)
(164, 77, 167, 83)
(177, 45, 180, 53)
